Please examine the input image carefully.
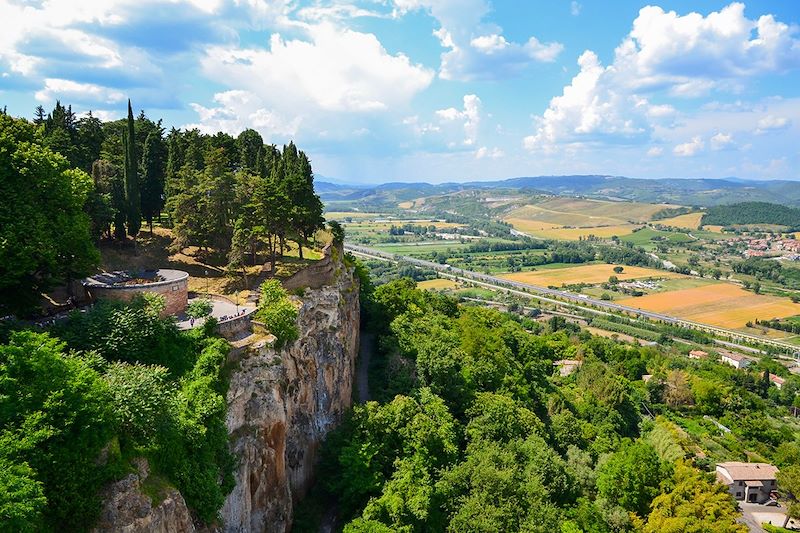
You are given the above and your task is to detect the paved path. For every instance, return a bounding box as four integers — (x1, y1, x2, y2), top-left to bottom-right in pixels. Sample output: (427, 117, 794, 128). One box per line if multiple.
(176, 297, 254, 330)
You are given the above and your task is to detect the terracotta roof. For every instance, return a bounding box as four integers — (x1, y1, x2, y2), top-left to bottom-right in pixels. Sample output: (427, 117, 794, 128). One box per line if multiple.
(770, 374, 786, 385)
(689, 350, 708, 357)
(717, 462, 779, 481)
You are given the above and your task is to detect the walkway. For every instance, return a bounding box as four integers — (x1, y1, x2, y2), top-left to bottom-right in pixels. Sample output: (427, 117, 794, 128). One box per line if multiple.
(176, 296, 254, 330)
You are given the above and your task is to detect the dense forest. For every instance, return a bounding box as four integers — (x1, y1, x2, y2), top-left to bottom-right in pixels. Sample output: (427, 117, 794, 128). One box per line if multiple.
(702, 202, 800, 229)
(0, 102, 324, 316)
(302, 273, 800, 532)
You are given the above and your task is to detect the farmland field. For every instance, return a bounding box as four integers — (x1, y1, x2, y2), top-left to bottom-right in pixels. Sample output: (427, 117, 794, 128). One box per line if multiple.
(617, 283, 800, 328)
(505, 219, 639, 240)
(621, 227, 694, 246)
(499, 263, 684, 286)
(656, 212, 704, 229)
(325, 211, 386, 219)
(417, 278, 458, 290)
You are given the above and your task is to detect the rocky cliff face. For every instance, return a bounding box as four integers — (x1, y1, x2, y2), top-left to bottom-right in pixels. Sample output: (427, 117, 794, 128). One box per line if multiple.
(96, 253, 359, 533)
(93, 458, 195, 533)
(219, 259, 360, 532)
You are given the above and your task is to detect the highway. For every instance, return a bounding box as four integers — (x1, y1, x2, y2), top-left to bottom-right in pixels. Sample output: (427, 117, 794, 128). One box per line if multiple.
(345, 243, 800, 355)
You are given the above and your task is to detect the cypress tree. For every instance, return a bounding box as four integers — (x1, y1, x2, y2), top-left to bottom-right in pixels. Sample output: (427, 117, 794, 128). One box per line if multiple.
(123, 99, 141, 237)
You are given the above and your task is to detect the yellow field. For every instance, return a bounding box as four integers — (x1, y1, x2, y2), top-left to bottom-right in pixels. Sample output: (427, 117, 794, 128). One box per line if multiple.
(656, 212, 704, 229)
(325, 211, 383, 219)
(617, 283, 800, 328)
(507, 197, 672, 227)
(703, 225, 725, 233)
(397, 201, 413, 209)
(417, 278, 458, 290)
(505, 218, 639, 240)
(499, 264, 683, 286)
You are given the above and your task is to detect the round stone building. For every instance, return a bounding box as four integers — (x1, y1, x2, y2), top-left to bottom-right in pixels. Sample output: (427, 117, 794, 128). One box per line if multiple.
(83, 269, 190, 316)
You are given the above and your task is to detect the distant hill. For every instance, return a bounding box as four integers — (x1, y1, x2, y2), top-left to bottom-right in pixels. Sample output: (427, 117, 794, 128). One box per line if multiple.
(701, 202, 800, 228)
(318, 175, 800, 208)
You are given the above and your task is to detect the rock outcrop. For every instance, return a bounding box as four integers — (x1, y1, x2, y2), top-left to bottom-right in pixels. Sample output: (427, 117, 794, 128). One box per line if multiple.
(220, 255, 359, 532)
(95, 251, 359, 533)
(93, 458, 195, 533)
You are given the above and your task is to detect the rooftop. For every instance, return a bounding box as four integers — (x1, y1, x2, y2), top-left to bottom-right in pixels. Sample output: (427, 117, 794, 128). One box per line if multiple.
(717, 462, 779, 482)
(84, 269, 189, 288)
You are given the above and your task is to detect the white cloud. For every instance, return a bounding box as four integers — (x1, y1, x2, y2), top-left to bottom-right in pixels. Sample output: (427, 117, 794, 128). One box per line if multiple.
(185, 90, 302, 139)
(570, 1, 582, 16)
(614, 3, 800, 96)
(674, 136, 704, 156)
(475, 146, 504, 159)
(523, 51, 662, 151)
(435, 94, 481, 145)
(524, 3, 800, 151)
(393, 0, 562, 81)
(756, 115, 791, 133)
(647, 147, 663, 157)
(710, 132, 735, 150)
(35, 78, 125, 105)
(202, 23, 433, 114)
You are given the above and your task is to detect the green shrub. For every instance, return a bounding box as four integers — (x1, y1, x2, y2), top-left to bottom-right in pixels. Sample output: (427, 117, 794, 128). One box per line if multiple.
(186, 299, 213, 319)
(0, 331, 116, 530)
(257, 280, 299, 350)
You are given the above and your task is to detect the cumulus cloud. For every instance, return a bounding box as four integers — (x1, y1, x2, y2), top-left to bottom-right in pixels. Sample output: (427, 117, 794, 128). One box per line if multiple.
(34, 78, 126, 106)
(523, 51, 664, 151)
(201, 23, 433, 114)
(435, 94, 481, 145)
(570, 1, 582, 16)
(710, 132, 735, 150)
(475, 146, 504, 159)
(615, 3, 800, 95)
(393, 0, 562, 81)
(184, 90, 302, 139)
(647, 147, 663, 157)
(674, 136, 704, 156)
(756, 115, 791, 133)
(524, 2, 800, 151)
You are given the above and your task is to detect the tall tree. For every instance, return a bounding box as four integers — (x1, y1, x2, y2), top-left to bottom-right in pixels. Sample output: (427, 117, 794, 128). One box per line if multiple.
(140, 127, 166, 234)
(237, 129, 264, 174)
(122, 100, 141, 238)
(0, 114, 99, 314)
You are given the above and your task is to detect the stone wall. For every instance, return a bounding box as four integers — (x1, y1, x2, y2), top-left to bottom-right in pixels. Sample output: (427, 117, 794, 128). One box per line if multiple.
(84, 272, 189, 316)
(281, 243, 337, 291)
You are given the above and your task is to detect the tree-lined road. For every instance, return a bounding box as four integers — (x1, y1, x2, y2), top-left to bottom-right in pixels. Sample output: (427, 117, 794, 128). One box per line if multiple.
(345, 243, 799, 355)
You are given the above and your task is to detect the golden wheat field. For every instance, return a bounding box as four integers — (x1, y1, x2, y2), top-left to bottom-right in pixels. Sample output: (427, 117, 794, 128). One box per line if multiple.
(655, 212, 704, 229)
(504, 218, 639, 240)
(417, 278, 459, 290)
(499, 264, 683, 286)
(325, 211, 383, 219)
(617, 283, 800, 328)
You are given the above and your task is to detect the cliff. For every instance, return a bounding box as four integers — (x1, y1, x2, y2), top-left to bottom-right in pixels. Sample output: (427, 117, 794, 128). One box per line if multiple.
(220, 256, 359, 531)
(95, 250, 359, 533)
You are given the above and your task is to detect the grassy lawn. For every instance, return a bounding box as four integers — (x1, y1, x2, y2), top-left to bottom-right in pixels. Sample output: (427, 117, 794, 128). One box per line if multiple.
(621, 227, 694, 247)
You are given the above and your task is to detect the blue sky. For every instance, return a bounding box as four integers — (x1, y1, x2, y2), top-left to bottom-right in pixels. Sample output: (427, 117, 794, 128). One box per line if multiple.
(1, 1, 799, 183)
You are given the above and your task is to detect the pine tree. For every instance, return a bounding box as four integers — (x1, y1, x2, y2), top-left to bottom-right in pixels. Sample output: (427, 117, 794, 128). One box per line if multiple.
(33, 105, 46, 125)
(123, 99, 141, 238)
(141, 128, 166, 234)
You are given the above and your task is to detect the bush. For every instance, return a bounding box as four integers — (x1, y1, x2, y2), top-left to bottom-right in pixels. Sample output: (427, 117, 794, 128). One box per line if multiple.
(186, 299, 213, 319)
(257, 280, 299, 350)
(0, 331, 116, 530)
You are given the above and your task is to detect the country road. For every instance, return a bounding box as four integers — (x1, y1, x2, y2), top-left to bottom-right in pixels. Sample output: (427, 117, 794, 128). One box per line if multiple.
(345, 243, 799, 355)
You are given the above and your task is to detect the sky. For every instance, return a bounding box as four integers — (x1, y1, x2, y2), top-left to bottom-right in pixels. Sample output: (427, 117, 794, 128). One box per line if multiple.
(1, 1, 800, 183)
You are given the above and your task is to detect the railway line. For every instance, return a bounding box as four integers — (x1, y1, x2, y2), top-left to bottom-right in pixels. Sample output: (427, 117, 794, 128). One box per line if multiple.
(346, 243, 800, 355)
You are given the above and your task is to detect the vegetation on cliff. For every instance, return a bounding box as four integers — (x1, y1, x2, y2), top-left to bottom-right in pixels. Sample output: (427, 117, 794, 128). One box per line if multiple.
(0, 296, 233, 530)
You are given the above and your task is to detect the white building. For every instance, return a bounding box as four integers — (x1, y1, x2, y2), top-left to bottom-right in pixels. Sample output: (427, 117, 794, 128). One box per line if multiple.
(721, 352, 751, 369)
(716, 462, 779, 503)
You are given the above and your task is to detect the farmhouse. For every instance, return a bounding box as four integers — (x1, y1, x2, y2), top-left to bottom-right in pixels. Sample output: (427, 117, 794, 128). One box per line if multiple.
(721, 352, 751, 369)
(688, 349, 708, 360)
(716, 462, 779, 503)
